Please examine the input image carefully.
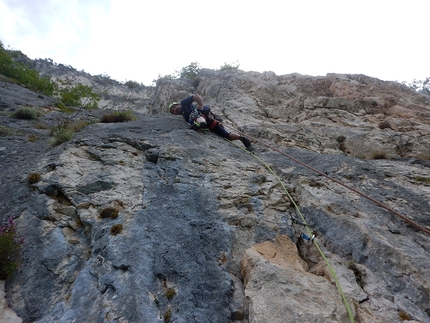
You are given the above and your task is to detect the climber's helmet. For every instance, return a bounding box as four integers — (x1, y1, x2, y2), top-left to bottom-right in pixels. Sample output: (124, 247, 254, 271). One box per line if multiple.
(169, 102, 181, 115)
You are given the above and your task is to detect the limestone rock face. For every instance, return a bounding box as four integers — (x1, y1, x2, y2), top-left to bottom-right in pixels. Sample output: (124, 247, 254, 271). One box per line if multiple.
(241, 235, 350, 323)
(198, 71, 429, 160)
(0, 281, 22, 323)
(1, 65, 430, 323)
(34, 59, 155, 114)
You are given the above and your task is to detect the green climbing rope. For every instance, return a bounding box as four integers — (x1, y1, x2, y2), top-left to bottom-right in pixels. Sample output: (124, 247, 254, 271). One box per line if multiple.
(229, 140, 355, 323)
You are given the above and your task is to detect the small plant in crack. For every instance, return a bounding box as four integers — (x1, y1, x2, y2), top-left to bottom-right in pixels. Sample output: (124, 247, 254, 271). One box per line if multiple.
(27, 172, 41, 184)
(336, 135, 346, 152)
(347, 261, 366, 288)
(0, 217, 25, 279)
(371, 151, 387, 160)
(163, 308, 172, 323)
(100, 207, 119, 219)
(100, 110, 136, 123)
(165, 288, 176, 300)
(110, 224, 123, 236)
(11, 106, 43, 119)
(398, 310, 411, 321)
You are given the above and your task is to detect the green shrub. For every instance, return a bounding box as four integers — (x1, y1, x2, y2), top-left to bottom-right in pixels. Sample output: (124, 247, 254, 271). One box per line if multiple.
(11, 107, 43, 119)
(0, 217, 24, 279)
(56, 102, 75, 114)
(152, 61, 202, 85)
(56, 80, 100, 109)
(178, 61, 201, 79)
(218, 60, 240, 71)
(124, 80, 140, 89)
(100, 110, 136, 123)
(51, 126, 75, 145)
(0, 41, 55, 95)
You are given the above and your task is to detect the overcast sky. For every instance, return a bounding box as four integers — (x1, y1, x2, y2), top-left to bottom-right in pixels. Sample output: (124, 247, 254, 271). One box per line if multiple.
(0, 0, 428, 86)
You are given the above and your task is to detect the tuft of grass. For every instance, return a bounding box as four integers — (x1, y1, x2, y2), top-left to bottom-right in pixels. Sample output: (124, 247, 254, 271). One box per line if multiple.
(163, 308, 172, 323)
(28, 134, 38, 142)
(0, 217, 25, 279)
(100, 110, 137, 123)
(398, 310, 411, 321)
(371, 151, 387, 160)
(34, 122, 49, 129)
(165, 288, 176, 300)
(336, 136, 346, 143)
(27, 172, 41, 184)
(415, 176, 430, 184)
(50, 120, 90, 146)
(50, 126, 75, 146)
(378, 121, 392, 130)
(11, 107, 43, 120)
(0, 125, 16, 136)
(110, 224, 123, 236)
(100, 207, 119, 219)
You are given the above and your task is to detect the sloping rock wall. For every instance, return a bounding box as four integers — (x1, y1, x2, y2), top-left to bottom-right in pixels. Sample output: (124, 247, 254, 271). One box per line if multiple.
(1, 66, 430, 322)
(240, 235, 350, 323)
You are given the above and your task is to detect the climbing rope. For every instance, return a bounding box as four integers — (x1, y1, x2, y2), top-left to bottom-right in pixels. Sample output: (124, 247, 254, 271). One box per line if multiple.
(228, 128, 430, 236)
(227, 139, 355, 323)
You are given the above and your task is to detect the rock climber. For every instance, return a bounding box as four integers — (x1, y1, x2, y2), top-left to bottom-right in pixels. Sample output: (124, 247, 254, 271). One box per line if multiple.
(169, 94, 251, 148)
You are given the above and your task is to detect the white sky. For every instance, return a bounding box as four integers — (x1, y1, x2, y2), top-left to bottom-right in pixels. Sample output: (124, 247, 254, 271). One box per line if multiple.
(0, 0, 428, 86)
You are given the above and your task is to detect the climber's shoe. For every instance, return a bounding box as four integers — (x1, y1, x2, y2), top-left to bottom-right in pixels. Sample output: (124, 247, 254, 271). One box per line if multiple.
(240, 136, 251, 148)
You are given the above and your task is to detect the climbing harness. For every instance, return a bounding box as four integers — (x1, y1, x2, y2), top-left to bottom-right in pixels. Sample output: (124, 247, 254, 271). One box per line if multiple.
(227, 138, 355, 323)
